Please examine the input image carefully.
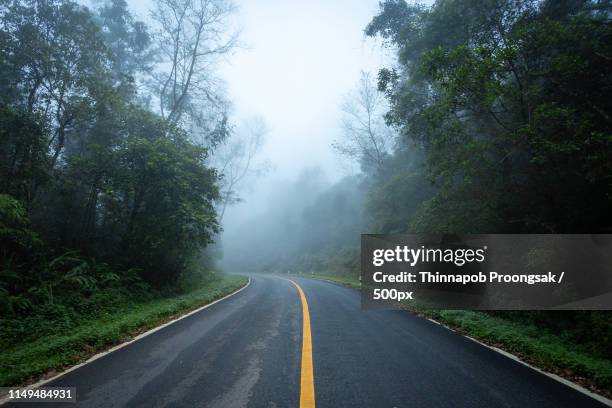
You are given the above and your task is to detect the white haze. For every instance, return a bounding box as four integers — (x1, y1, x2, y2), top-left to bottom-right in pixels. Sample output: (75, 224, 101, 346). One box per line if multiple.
(113, 0, 405, 267)
(219, 0, 392, 237)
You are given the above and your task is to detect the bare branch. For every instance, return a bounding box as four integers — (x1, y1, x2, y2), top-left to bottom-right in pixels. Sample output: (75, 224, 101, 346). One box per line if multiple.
(151, 0, 238, 140)
(332, 71, 396, 173)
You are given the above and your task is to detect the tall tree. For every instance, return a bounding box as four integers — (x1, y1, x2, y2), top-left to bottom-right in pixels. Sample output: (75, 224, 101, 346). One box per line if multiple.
(1, 0, 224, 290)
(332, 71, 396, 175)
(213, 116, 268, 222)
(151, 0, 237, 149)
(0, 0, 114, 167)
(366, 0, 612, 233)
(94, 0, 153, 81)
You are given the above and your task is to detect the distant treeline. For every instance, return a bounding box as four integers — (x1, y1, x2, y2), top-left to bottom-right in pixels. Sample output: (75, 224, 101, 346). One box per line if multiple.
(0, 0, 234, 319)
(243, 0, 611, 275)
(221, 169, 363, 274)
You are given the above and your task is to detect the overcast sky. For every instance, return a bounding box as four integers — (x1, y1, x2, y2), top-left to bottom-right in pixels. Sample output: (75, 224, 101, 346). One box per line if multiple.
(121, 0, 397, 231)
(214, 0, 394, 225)
(123, 0, 389, 182)
(221, 0, 390, 179)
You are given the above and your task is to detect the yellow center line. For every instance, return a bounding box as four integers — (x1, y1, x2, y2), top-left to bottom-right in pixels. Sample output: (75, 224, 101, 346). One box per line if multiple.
(288, 279, 316, 408)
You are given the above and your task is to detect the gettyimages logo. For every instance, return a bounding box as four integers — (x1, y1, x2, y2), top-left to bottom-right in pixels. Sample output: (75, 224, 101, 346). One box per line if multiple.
(361, 234, 612, 310)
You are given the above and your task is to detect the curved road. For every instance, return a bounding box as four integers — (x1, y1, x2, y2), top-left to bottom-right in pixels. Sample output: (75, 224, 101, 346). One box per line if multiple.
(9, 275, 608, 407)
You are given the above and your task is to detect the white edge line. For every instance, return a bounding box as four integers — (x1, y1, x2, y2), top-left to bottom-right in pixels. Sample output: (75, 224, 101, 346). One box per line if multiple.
(425, 316, 612, 407)
(0, 276, 251, 406)
(302, 277, 612, 406)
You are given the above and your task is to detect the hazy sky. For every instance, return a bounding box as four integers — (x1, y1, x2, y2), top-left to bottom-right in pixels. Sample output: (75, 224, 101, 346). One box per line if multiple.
(121, 0, 396, 230)
(221, 0, 390, 179)
(123, 0, 389, 180)
(210, 0, 392, 226)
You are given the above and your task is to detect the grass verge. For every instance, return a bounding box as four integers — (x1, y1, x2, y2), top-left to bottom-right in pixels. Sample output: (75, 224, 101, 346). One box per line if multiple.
(307, 273, 612, 397)
(420, 309, 612, 397)
(0, 274, 248, 387)
(292, 272, 361, 289)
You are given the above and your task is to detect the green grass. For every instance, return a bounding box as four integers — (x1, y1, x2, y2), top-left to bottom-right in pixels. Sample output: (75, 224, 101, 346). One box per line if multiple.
(0, 274, 248, 387)
(305, 272, 612, 395)
(296, 272, 361, 289)
(422, 310, 612, 394)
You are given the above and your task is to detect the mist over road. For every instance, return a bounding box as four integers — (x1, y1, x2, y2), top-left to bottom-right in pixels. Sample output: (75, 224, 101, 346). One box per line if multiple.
(9, 275, 606, 408)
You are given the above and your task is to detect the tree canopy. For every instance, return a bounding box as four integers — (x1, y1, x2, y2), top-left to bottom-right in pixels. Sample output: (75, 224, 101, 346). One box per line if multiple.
(364, 0, 611, 234)
(0, 0, 233, 317)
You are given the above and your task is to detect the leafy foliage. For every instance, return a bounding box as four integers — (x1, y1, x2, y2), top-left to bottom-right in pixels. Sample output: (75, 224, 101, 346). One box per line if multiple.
(366, 0, 611, 234)
(0, 274, 246, 386)
(359, 0, 612, 390)
(0, 0, 225, 326)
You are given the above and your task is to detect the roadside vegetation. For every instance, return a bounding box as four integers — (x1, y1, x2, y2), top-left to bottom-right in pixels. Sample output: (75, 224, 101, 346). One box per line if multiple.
(0, 274, 247, 386)
(423, 309, 612, 396)
(0, 0, 254, 387)
(2, 0, 611, 397)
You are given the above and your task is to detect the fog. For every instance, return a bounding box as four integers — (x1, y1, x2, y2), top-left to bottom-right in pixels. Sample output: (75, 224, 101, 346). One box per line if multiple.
(222, 0, 389, 179)
(112, 0, 418, 270)
(3, 0, 609, 393)
(215, 0, 394, 270)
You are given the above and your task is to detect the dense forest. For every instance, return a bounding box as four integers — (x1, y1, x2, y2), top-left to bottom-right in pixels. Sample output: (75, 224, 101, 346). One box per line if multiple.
(1, 0, 612, 391)
(0, 0, 255, 355)
(365, 0, 611, 235)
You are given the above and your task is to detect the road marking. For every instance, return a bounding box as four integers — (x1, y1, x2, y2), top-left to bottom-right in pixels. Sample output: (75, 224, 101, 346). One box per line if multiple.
(302, 277, 612, 406)
(0, 277, 252, 407)
(426, 317, 612, 407)
(289, 279, 316, 408)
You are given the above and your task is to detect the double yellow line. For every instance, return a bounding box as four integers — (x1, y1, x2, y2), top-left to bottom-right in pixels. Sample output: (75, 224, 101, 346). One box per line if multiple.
(288, 279, 316, 408)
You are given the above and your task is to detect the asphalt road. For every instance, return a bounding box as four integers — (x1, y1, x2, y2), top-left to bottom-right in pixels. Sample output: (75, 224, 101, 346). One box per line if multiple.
(8, 274, 608, 408)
